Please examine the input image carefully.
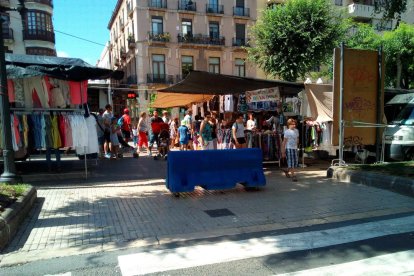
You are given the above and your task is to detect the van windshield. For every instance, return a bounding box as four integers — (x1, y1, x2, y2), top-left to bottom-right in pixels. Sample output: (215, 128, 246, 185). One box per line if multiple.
(393, 104, 414, 125)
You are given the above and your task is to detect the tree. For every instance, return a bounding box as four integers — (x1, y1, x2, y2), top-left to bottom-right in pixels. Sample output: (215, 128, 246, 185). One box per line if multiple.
(345, 22, 414, 89)
(374, 0, 408, 28)
(248, 0, 346, 81)
(382, 23, 414, 88)
(345, 23, 381, 50)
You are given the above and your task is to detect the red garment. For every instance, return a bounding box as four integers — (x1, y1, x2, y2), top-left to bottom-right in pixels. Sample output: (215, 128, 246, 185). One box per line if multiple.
(7, 79, 15, 102)
(32, 89, 42, 108)
(43, 76, 54, 106)
(69, 80, 88, 104)
(138, 131, 148, 148)
(58, 115, 66, 147)
(122, 114, 131, 131)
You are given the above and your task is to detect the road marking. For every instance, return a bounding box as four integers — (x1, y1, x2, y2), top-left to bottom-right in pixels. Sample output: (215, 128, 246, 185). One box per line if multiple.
(278, 250, 414, 275)
(118, 215, 414, 276)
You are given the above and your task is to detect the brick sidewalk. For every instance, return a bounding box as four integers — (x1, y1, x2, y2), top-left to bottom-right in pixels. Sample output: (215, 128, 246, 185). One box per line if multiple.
(1, 155, 414, 266)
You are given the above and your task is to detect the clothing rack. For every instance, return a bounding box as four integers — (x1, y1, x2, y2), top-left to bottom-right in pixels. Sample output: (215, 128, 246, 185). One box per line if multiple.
(8, 110, 92, 179)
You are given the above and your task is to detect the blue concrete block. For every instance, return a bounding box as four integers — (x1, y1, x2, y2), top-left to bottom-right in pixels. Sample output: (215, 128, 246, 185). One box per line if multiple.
(166, 148, 266, 193)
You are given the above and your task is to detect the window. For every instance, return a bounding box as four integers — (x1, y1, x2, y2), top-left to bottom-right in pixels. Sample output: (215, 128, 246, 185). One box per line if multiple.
(235, 58, 245, 77)
(182, 19, 192, 36)
(209, 57, 220, 74)
(151, 16, 163, 34)
(26, 10, 53, 35)
(152, 54, 166, 80)
(209, 22, 219, 39)
(235, 23, 245, 45)
(181, 56, 193, 77)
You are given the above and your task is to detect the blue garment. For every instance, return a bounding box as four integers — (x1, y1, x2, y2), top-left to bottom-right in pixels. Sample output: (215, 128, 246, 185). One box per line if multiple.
(178, 125, 189, 144)
(31, 114, 43, 149)
(201, 121, 213, 142)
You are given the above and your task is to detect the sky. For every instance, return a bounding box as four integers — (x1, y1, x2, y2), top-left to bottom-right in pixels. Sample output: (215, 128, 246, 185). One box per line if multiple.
(53, 0, 118, 65)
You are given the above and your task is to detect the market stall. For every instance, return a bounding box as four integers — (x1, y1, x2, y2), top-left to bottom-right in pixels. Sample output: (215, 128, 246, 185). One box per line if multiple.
(1, 54, 123, 177)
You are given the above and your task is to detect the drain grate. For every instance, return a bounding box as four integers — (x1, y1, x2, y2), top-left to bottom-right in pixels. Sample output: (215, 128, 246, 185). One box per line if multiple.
(204, 208, 235, 218)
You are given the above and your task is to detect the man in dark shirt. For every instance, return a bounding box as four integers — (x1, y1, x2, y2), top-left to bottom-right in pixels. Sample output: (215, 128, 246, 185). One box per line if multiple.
(148, 110, 164, 156)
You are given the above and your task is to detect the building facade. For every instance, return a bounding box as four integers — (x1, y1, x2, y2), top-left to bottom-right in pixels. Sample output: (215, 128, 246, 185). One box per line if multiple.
(0, 0, 56, 56)
(107, 0, 258, 113)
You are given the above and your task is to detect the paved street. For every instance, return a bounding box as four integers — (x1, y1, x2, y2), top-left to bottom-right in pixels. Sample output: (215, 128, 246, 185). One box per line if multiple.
(1, 153, 414, 274)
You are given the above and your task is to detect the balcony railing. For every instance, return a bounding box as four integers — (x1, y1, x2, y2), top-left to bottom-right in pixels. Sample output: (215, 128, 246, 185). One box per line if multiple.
(25, 0, 53, 7)
(148, 0, 167, 9)
(2, 28, 14, 40)
(177, 33, 225, 45)
(147, 73, 174, 84)
(23, 29, 55, 43)
(148, 31, 170, 42)
(232, 38, 249, 47)
(348, 3, 376, 18)
(178, 1, 197, 12)
(206, 4, 224, 14)
(233, 7, 250, 17)
(334, 0, 342, 5)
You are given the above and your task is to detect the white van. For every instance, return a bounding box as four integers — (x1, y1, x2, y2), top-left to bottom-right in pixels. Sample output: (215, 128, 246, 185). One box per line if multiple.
(384, 98, 414, 161)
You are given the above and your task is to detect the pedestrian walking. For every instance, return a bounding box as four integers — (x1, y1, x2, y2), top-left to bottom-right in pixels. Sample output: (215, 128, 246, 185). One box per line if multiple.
(149, 110, 164, 156)
(102, 104, 113, 158)
(137, 112, 149, 154)
(110, 117, 120, 160)
(281, 118, 299, 182)
(132, 125, 138, 148)
(200, 112, 214, 150)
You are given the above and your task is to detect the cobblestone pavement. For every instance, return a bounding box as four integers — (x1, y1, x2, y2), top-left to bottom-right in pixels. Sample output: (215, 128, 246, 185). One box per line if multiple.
(1, 153, 414, 266)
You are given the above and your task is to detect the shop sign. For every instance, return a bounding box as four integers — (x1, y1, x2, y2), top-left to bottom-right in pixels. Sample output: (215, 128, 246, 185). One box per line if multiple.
(127, 92, 137, 99)
(246, 87, 280, 103)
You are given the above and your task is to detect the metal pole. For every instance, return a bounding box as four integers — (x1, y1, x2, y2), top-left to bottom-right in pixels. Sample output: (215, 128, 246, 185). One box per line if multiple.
(339, 42, 345, 163)
(0, 26, 21, 183)
(375, 46, 383, 162)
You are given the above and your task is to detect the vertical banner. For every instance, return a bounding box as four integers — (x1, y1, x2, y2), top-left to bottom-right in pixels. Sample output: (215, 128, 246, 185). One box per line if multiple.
(332, 48, 384, 146)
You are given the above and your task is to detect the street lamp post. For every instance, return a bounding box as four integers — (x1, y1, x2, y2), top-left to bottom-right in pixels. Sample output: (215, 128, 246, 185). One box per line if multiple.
(0, 24, 21, 183)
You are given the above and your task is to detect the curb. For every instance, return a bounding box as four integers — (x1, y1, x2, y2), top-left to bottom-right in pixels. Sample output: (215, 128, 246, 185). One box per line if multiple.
(330, 167, 414, 197)
(0, 186, 37, 251)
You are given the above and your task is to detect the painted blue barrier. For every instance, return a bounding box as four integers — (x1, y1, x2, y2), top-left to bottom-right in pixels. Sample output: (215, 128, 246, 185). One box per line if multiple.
(166, 148, 266, 193)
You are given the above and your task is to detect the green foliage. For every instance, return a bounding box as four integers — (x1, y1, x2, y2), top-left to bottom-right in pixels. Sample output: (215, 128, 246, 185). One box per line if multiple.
(344, 22, 414, 89)
(374, 0, 407, 24)
(345, 23, 382, 50)
(0, 183, 29, 199)
(382, 23, 414, 88)
(248, 0, 346, 81)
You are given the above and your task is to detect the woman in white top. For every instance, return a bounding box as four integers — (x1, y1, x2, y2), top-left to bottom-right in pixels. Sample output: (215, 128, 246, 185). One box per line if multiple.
(232, 114, 246, 149)
(246, 112, 257, 131)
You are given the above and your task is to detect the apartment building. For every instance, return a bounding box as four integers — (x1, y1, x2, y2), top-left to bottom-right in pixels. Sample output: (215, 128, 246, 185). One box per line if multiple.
(0, 0, 56, 56)
(107, 0, 258, 113)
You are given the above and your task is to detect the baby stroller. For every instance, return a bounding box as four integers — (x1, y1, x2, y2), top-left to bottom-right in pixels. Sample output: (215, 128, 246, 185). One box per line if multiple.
(154, 122, 170, 160)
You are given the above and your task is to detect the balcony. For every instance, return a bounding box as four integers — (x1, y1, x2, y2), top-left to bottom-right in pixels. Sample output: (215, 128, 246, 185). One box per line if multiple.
(334, 0, 343, 5)
(25, 0, 53, 7)
(148, 31, 170, 42)
(120, 47, 127, 59)
(147, 73, 174, 84)
(23, 29, 55, 43)
(177, 33, 225, 46)
(178, 1, 197, 12)
(348, 3, 377, 19)
(148, 0, 167, 9)
(233, 7, 250, 17)
(2, 28, 14, 41)
(232, 38, 249, 47)
(206, 4, 224, 15)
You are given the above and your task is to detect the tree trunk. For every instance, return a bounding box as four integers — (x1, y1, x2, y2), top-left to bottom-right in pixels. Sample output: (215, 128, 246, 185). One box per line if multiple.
(396, 54, 402, 89)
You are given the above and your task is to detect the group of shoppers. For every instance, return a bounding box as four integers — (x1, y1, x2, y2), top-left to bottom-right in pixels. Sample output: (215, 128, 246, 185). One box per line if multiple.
(94, 105, 299, 181)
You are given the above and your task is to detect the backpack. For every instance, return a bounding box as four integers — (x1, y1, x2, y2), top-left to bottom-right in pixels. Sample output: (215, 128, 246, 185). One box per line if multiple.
(117, 116, 124, 127)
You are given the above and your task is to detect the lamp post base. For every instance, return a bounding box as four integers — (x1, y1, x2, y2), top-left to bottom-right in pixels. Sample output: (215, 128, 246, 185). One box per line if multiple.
(0, 172, 22, 184)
